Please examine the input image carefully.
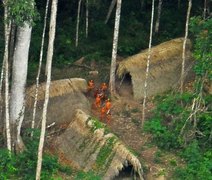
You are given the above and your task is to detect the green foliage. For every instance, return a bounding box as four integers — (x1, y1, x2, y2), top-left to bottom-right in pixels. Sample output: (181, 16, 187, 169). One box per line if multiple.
(0, 129, 72, 179)
(6, 0, 39, 26)
(96, 137, 117, 169)
(153, 150, 163, 164)
(173, 142, 212, 180)
(145, 92, 212, 179)
(0, 150, 17, 179)
(190, 16, 212, 80)
(74, 170, 101, 180)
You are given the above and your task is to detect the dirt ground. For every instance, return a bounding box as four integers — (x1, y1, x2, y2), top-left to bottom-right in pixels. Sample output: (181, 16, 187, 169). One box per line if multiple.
(89, 80, 174, 180)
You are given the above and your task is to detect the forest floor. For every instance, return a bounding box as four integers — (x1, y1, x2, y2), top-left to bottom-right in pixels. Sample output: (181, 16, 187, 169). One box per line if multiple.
(46, 59, 187, 180)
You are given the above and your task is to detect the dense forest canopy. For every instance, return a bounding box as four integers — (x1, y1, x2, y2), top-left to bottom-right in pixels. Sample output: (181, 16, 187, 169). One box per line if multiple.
(0, 0, 208, 67)
(0, 0, 211, 179)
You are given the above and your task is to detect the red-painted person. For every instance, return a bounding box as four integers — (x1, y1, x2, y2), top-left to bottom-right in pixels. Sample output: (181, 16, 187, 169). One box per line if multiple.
(87, 80, 95, 92)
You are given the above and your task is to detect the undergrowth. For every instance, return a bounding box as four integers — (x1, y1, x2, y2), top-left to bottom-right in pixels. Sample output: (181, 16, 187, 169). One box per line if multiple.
(144, 92, 212, 179)
(0, 129, 72, 180)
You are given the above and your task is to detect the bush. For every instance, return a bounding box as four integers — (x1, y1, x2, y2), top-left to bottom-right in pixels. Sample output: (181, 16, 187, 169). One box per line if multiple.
(0, 129, 72, 179)
(145, 92, 212, 179)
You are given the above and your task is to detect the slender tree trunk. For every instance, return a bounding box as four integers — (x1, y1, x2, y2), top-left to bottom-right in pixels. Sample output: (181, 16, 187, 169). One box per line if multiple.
(109, 0, 122, 96)
(0, 58, 5, 123)
(142, 0, 155, 126)
(36, 0, 58, 179)
(140, 0, 145, 10)
(3, 0, 12, 151)
(31, 0, 50, 137)
(105, 0, 117, 24)
(180, 0, 192, 94)
(178, 0, 181, 9)
(155, 0, 162, 33)
(203, 0, 207, 19)
(85, 0, 89, 38)
(76, 0, 82, 47)
(0, 61, 5, 100)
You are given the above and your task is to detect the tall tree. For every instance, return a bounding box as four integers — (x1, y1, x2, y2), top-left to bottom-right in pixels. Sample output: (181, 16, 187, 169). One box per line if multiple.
(180, 0, 192, 94)
(76, 0, 82, 47)
(142, 0, 155, 126)
(105, 0, 117, 24)
(31, 0, 50, 137)
(178, 0, 181, 9)
(0, 59, 5, 102)
(36, 0, 58, 179)
(155, 0, 162, 33)
(3, 0, 12, 151)
(109, 0, 122, 96)
(85, 0, 89, 38)
(9, 0, 35, 151)
(203, 0, 207, 20)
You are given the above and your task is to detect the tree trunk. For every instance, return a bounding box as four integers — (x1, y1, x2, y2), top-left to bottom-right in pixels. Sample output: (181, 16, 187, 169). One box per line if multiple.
(36, 0, 58, 179)
(142, 0, 155, 126)
(140, 0, 145, 10)
(178, 0, 181, 9)
(105, 0, 117, 24)
(180, 0, 192, 94)
(109, 0, 122, 96)
(0, 60, 5, 101)
(3, 0, 12, 151)
(203, 0, 207, 19)
(85, 0, 89, 38)
(10, 23, 32, 152)
(9, 22, 16, 79)
(75, 0, 82, 47)
(32, 0, 50, 137)
(155, 0, 162, 33)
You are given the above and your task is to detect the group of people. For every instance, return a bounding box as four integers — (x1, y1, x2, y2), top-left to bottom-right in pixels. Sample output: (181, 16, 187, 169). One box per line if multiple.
(87, 80, 111, 123)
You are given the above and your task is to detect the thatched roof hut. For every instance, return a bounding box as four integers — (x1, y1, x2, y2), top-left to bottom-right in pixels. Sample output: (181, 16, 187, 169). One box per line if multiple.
(117, 38, 193, 99)
(24, 78, 90, 128)
(53, 109, 144, 180)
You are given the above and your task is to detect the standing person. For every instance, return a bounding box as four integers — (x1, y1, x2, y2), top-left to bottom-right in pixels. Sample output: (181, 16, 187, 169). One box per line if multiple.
(87, 79, 95, 96)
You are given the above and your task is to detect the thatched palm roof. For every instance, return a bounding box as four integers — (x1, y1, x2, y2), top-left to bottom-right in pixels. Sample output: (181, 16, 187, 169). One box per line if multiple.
(116, 38, 193, 99)
(53, 109, 144, 179)
(26, 78, 87, 107)
(117, 37, 192, 77)
(24, 78, 90, 128)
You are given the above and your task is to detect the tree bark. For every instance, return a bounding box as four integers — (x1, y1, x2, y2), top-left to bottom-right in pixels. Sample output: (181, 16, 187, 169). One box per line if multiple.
(155, 0, 162, 33)
(180, 0, 192, 94)
(36, 0, 58, 179)
(203, 0, 207, 19)
(8, 22, 16, 79)
(140, 0, 145, 10)
(85, 0, 89, 38)
(178, 0, 181, 9)
(105, 0, 117, 24)
(32, 0, 50, 137)
(3, 0, 12, 151)
(142, 0, 155, 126)
(0, 60, 5, 101)
(76, 0, 82, 47)
(10, 23, 32, 152)
(109, 0, 122, 96)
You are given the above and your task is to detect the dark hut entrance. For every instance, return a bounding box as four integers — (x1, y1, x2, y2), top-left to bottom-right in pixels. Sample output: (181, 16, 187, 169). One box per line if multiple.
(117, 73, 133, 97)
(114, 161, 140, 180)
